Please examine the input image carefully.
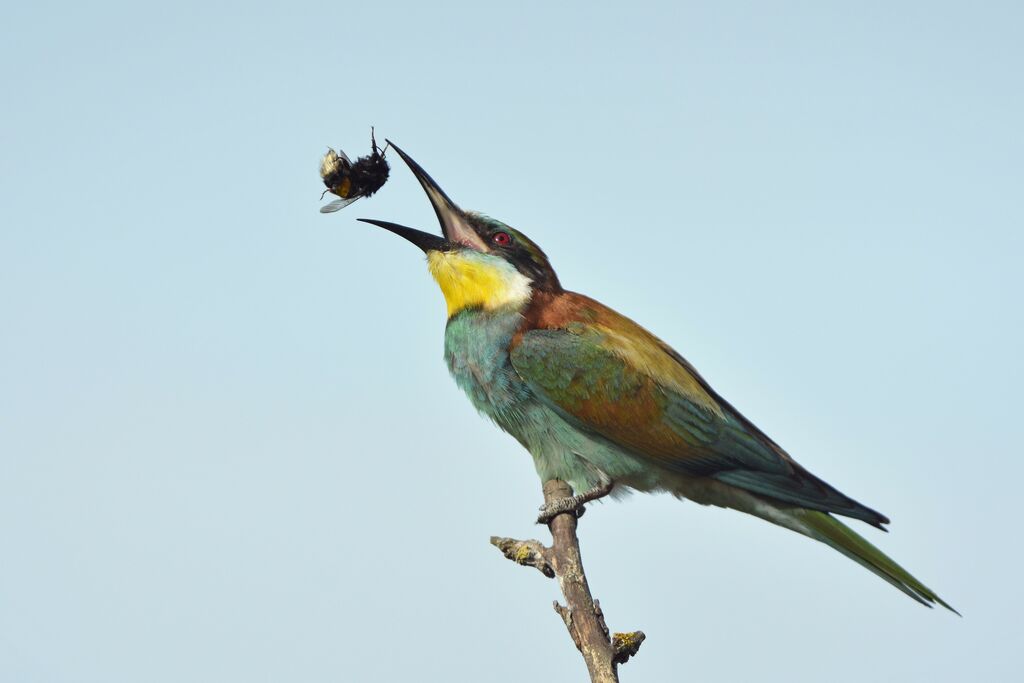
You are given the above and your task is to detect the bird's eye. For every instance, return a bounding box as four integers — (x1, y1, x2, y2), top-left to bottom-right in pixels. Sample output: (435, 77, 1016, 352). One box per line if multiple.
(492, 231, 512, 246)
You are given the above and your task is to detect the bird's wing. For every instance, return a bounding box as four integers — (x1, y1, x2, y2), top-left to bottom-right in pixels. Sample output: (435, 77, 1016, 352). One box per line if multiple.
(509, 293, 887, 526)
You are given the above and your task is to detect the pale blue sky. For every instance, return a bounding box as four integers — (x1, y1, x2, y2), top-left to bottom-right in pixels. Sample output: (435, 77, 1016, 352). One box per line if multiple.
(2, 1, 1021, 681)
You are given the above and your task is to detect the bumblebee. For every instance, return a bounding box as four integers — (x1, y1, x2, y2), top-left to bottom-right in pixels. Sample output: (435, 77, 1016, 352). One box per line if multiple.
(319, 129, 390, 213)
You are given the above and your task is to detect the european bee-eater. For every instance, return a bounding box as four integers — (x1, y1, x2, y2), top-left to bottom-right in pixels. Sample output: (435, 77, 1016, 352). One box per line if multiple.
(358, 143, 955, 613)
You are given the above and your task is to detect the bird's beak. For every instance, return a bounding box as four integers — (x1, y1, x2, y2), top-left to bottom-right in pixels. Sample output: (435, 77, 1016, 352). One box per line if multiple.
(356, 218, 449, 253)
(358, 141, 488, 254)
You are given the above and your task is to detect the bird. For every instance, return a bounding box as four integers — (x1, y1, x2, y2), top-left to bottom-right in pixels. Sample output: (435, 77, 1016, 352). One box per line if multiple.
(357, 142, 956, 613)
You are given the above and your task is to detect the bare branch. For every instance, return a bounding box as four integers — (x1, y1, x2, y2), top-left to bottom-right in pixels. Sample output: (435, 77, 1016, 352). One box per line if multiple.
(491, 479, 645, 682)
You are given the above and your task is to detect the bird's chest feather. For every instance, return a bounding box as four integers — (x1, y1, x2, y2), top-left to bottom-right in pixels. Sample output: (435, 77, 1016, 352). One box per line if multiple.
(444, 309, 533, 420)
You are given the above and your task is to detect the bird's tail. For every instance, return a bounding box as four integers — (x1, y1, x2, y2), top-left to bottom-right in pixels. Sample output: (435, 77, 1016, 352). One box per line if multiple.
(795, 509, 959, 614)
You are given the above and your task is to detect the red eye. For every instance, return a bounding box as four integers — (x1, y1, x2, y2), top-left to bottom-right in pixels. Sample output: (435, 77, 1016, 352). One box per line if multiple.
(492, 231, 512, 246)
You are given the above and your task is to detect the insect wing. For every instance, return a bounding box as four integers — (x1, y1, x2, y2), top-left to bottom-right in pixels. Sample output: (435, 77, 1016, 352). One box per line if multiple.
(320, 196, 360, 213)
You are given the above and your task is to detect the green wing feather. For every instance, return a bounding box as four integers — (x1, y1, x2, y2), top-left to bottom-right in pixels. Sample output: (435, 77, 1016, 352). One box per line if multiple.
(510, 298, 888, 527)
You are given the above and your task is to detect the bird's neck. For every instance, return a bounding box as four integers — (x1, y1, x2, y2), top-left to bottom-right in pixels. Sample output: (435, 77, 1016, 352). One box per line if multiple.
(427, 250, 533, 318)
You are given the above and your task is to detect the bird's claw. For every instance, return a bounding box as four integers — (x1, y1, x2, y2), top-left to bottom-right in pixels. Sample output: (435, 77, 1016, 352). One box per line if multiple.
(537, 498, 587, 524)
(536, 480, 613, 524)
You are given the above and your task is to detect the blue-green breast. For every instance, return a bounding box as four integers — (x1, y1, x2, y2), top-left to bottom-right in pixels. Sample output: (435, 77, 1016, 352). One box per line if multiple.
(444, 307, 533, 436)
(442, 306, 656, 493)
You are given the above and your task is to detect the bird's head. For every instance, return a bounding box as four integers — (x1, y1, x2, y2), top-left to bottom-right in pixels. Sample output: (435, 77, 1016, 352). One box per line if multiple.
(359, 143, 560, 318)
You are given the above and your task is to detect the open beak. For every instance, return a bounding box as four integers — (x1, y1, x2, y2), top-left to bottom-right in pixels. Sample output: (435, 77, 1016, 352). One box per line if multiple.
(358, 141, 487, 253)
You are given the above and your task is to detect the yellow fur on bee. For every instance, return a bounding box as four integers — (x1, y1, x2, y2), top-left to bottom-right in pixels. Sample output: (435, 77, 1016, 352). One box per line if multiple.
(333, 176, 351, 198)
(427, 250, 532, 317)
(319, 148, 343, 178)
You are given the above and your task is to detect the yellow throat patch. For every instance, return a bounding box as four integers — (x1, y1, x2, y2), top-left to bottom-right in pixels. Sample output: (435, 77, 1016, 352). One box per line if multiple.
(427, 250, 532, 317)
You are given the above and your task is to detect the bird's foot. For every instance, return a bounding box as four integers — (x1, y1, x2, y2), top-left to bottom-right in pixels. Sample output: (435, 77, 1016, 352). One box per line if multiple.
(537, 480, 614, 525)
